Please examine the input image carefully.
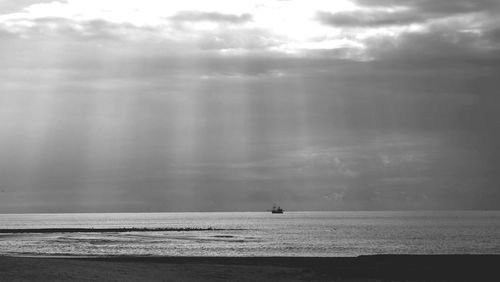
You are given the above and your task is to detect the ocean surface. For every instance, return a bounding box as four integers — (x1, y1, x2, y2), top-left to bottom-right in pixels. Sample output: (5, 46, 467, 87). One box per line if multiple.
(0, 211, 499, 257)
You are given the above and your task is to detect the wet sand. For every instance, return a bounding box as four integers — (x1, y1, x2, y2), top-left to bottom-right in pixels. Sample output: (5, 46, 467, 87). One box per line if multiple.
(0, 255, 498, 281)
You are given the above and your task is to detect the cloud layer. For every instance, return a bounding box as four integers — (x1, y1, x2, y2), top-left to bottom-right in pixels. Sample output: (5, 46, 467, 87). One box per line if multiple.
(1, 0, 500, 212)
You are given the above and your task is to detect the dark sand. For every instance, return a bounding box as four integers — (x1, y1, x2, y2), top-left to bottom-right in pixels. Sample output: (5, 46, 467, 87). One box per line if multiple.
(0, 255, 498, 281)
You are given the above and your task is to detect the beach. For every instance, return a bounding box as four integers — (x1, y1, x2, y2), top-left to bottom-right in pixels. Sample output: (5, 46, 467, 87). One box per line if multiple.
(1, 212, 499, 281)
(1, 255, 498, 281)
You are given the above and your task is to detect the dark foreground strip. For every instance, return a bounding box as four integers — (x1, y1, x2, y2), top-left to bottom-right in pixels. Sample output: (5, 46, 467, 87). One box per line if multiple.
(0, 255, 498, 282)
(89, 255, 500, 281)
(0, 227, 241, 233)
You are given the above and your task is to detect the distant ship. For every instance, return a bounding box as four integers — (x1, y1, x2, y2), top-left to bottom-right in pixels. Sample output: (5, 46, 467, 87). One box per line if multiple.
(271, 204, 284, 214)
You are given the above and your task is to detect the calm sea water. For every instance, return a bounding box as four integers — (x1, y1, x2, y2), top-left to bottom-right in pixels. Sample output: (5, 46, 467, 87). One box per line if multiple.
(0, 211, 499, 257)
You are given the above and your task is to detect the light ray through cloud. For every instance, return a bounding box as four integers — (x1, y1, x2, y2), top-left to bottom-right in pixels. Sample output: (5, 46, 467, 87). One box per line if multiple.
(0, 0, 499, 212)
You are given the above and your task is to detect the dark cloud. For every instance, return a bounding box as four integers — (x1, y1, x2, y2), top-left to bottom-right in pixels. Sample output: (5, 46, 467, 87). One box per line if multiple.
(317, 10, 424, 27)
(0, 17, 159, 40)
(0, 27, 16, 38)
(169, 11, 252, 24)
(352, 0, 500, 14)
(317, 3, 500, 70)
(0, 15, 272, 53)
(485, 27, 500, 43)
(367, 26, 500, 70)
(318, 0, 500, 28)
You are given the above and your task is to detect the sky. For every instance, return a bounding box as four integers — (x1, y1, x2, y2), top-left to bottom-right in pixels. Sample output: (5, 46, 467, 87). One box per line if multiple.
(0, 0, 499, 212)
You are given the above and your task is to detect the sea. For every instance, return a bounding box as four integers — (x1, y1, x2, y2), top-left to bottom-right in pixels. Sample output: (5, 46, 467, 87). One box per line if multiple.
(0, 211, 499, 257)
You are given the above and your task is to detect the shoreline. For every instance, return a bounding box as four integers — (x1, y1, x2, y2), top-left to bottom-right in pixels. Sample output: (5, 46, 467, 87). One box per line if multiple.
(1, 255, 498, 281)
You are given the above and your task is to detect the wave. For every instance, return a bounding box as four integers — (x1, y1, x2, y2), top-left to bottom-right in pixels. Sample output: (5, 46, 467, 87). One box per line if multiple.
(0, 227, 243, 234)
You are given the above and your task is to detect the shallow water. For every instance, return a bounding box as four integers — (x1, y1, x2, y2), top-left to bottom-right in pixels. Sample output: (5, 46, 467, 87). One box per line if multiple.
(0, 211, 499, 257)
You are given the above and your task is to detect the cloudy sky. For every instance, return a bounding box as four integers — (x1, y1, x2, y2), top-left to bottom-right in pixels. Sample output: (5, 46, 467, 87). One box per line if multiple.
(1, 0, 499, 212)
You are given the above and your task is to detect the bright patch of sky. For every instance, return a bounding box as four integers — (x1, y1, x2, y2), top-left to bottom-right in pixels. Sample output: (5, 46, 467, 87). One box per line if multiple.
(0, 0, 425, 56)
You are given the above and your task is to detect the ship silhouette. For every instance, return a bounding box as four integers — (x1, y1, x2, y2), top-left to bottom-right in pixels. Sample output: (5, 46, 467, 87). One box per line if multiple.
(271, 204, 284, 214)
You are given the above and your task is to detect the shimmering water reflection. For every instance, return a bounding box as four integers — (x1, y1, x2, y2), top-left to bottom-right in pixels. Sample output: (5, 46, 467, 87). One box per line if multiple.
(0, 211, 499, 257)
